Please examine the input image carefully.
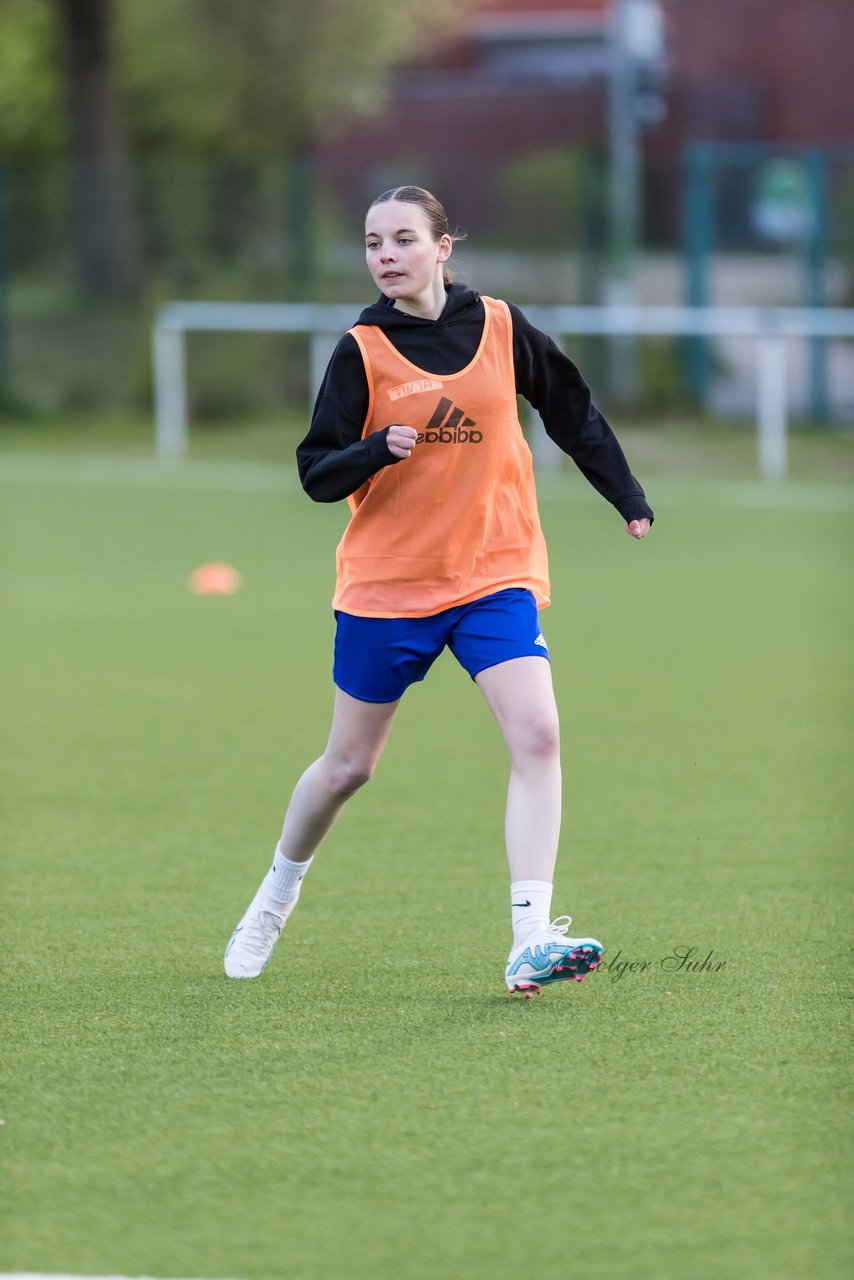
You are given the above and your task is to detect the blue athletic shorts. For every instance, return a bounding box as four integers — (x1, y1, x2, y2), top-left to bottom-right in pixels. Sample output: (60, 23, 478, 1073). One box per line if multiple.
(333, 588, 549, 704)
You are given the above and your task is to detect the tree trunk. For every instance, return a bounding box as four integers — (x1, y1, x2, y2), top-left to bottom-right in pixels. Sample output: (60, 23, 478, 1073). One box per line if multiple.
(287, 141, 317, 296)
(56, 0, 139, 300)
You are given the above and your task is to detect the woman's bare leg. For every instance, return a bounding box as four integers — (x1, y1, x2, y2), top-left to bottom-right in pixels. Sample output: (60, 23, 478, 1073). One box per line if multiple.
(224, 688, 398, 977)
(476, 656, 602, 992)
(475, 656, 561, 882)
(276, 688, 400, 862)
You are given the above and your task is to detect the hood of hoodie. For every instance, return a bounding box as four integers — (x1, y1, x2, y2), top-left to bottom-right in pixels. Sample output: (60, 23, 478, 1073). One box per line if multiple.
(352, 283, 486, 377)
(355, 282, 481, 330)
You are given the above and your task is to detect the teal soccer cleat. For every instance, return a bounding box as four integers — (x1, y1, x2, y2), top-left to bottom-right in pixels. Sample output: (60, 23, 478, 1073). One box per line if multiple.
(505, 916, 602, 997)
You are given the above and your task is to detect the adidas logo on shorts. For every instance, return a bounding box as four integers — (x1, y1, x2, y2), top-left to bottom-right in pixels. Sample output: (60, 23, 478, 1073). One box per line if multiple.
(534, 632, 548, 650)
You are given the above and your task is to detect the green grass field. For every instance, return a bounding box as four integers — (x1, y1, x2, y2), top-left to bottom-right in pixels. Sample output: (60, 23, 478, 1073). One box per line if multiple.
(1, 441, 852, 1280)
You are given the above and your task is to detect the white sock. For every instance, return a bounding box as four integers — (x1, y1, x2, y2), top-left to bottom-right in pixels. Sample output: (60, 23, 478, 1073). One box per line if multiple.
(263, 849, 313, 908)
(510, 880, 553, 947)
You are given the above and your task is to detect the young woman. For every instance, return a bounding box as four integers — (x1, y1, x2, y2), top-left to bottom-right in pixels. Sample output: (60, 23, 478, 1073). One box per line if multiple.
(225, 186, 653, 996)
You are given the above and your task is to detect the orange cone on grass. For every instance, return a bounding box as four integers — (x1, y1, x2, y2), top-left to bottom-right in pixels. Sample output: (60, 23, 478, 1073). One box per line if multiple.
(189, 563, 242, 595)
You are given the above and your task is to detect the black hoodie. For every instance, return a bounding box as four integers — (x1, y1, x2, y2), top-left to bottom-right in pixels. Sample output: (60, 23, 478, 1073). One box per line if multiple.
(297, 283, 654, 525)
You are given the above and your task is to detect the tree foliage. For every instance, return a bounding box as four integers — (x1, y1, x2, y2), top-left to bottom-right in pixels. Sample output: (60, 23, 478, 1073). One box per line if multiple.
(0, 0, 471, 298)
(118, 0, 468, 153)
(0, 0, 471, 158)
(0, 0, 63, 155)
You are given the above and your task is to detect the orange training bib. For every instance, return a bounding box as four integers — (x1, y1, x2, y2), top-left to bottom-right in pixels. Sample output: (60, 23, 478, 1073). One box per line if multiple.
(332, 297, 550, 618)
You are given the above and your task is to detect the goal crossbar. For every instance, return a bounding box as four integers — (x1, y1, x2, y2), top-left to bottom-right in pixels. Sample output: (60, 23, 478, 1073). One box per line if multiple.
(152, 302, 854, 478)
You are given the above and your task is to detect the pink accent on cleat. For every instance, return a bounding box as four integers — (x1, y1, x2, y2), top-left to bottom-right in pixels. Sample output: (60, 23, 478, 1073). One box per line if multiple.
(505, 920, 602, 992)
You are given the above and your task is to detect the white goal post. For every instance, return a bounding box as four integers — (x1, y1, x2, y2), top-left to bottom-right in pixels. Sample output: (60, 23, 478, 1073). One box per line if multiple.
(152, 302, 854, 478)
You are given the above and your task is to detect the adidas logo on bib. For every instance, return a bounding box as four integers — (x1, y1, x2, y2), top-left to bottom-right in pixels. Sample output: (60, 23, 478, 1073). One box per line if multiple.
(416, 396, 483, 445)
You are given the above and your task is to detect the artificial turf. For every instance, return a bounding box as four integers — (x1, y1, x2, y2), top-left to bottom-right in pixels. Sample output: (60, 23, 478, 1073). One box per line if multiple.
(1, 454, 851, 1280)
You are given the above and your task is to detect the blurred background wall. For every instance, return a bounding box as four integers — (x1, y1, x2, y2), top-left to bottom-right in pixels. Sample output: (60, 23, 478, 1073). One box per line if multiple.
(1, 0, 853, 427)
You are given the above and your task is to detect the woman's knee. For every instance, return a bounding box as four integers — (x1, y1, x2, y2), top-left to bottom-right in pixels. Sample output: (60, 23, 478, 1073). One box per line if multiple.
(322, 752, 376, 799)
(508, 713, 561, 764)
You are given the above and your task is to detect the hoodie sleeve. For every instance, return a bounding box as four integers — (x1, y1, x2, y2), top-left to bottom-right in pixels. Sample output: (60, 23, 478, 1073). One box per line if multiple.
(296, 334, 401, 503)
(508, 303, 654, 524)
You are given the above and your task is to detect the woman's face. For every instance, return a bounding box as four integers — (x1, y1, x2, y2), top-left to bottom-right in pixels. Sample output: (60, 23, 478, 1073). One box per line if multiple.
(364, 200, 451, 304)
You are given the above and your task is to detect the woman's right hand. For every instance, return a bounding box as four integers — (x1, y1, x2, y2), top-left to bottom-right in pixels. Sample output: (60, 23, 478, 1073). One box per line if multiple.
(386, 424, 418, 459)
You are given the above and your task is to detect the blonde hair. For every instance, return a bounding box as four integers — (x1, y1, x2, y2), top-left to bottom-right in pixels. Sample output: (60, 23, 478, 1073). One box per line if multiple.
(367, 185, 465, 284)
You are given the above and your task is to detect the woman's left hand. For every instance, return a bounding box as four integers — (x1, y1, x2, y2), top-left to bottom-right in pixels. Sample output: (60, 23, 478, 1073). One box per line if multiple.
(624, 518, 651, 540)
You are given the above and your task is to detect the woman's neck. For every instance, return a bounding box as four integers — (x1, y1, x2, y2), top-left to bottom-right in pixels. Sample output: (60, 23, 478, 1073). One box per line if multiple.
(391, 275, 447, 322)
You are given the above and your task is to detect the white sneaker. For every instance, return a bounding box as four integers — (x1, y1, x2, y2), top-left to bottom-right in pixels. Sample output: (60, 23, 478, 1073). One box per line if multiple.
(224, 885, 292, 979)
(505, 916, 602, 997)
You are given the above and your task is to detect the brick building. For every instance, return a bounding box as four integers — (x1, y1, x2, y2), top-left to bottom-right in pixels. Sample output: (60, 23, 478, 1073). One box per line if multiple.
(318, 0, 854, 243)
